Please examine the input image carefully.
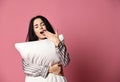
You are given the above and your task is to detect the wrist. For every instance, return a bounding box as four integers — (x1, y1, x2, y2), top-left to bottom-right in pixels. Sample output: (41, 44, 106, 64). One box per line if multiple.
(55, 39, 60, 47)
(49, 67, 52, 73)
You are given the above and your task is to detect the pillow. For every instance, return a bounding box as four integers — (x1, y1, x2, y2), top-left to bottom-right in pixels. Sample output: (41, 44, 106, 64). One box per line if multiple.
(15, 34, 64, 58)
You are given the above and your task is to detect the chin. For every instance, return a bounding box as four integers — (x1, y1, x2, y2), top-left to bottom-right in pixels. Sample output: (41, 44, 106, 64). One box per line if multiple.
(39, 36, 46, 40)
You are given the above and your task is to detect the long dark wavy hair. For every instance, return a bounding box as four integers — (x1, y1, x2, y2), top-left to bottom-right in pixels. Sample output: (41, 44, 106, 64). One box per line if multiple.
(26, 15, 55, 41)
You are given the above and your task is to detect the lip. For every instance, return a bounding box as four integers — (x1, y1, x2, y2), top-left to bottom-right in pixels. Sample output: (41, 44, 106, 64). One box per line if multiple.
(40, 30, 46, 34)
(40, 31, 44, 34)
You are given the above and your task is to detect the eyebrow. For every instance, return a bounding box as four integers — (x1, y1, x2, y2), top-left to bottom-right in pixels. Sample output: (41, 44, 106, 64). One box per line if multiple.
(34, 22, 44, 27)
(34, 24, 38, 27)
(40, 22, 44, 25)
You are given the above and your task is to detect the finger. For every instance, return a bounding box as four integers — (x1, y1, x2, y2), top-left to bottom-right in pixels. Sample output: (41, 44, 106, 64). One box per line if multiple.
(57, 64, 62, 67)
(47, 31, 54, 35)
(44, 31, 54, 37)
(43, 31, 50, 38)
(55, 29, 59, 36)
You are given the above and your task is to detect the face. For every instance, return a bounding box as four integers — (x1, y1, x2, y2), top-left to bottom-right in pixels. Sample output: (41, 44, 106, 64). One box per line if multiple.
(33, 18, 47, 40)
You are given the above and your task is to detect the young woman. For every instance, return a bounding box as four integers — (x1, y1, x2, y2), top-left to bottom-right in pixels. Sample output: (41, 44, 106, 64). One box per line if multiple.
(15, 15, 70, 82)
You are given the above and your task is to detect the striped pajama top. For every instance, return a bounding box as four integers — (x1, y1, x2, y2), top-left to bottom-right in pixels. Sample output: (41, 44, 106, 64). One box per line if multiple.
(15, 35, 70, 79)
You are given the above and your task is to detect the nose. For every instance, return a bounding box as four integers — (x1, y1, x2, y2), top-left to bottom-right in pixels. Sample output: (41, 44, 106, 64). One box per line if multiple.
(39, 25, 43, 29)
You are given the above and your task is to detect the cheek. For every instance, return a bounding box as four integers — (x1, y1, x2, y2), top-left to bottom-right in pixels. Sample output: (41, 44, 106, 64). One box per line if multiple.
(43, 26, 47, 30)
(34, 28, 39, 35)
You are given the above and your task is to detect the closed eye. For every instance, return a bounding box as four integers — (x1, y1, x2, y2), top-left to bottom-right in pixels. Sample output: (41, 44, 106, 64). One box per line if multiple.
(34, 24, 39, 28)
(40, 22, 45, 26)
(35, 26, 38, 28)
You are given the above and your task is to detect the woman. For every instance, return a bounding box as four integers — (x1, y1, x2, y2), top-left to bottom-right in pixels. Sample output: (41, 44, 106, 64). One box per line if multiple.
(15, 15, 70, 82)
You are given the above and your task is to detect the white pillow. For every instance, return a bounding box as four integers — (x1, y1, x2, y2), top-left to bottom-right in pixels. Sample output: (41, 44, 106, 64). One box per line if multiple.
(15, 34, 64, 58)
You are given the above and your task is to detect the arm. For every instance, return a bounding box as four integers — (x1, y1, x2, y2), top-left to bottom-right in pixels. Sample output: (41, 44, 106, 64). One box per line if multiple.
(55, 40, 70, 67)
(22, 59, 49, 78)
(43, 31, 70, 67)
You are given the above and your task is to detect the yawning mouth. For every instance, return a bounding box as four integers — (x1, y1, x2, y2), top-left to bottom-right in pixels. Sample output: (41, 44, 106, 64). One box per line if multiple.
(40, 30, 46, 34)
(40, 31, 44, 34)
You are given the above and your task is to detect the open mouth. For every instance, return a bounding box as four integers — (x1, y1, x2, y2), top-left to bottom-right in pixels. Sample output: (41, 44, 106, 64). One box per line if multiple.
(40, 31, 44, 34)
(40, 30, 46, 34)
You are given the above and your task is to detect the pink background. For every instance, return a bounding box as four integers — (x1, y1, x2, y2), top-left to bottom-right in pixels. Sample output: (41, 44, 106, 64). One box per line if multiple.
(0, 0, 120, 82)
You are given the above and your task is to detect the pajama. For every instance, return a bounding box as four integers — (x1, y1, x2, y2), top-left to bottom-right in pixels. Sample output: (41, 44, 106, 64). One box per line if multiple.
(15, 35, 70, 82)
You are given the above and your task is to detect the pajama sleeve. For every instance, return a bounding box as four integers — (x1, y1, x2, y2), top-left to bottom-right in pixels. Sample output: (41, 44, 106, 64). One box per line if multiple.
(22, 59, 49, 78)
(15, 43, 49, 78)
(56, 35, 70, 67)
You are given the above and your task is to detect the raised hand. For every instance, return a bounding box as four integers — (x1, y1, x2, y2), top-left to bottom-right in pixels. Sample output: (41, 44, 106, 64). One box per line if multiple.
(43, 30, 60, 46)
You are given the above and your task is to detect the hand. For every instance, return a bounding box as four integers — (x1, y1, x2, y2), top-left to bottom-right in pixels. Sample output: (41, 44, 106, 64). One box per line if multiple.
(49, 63, 62, 75)
(43, 30, 60, 46)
